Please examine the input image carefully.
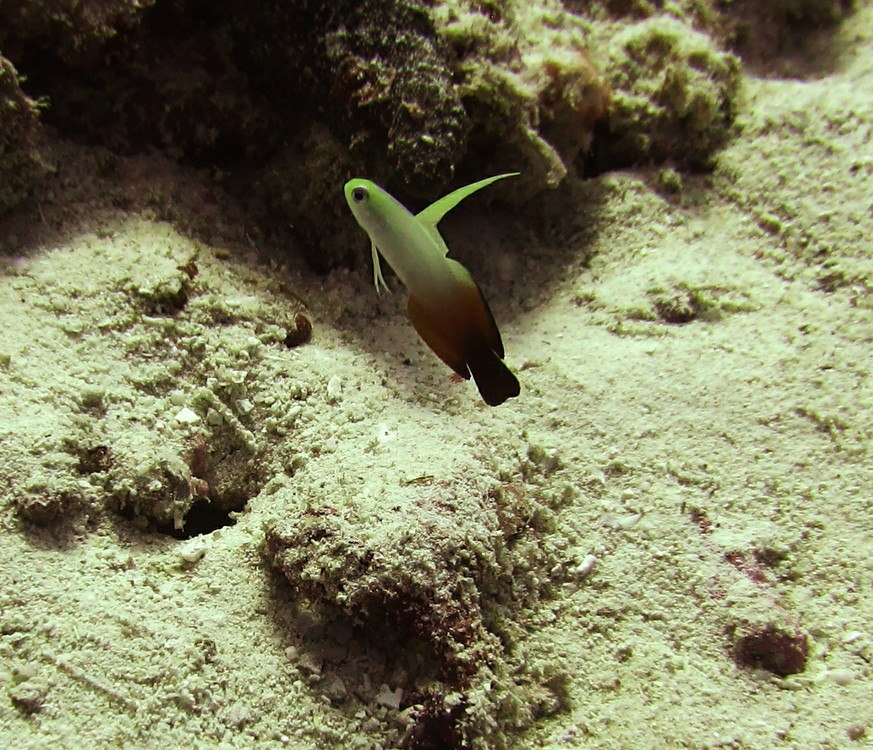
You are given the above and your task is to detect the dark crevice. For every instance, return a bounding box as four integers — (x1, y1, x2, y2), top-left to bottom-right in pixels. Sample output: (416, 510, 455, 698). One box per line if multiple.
(159, 494, 243, 539)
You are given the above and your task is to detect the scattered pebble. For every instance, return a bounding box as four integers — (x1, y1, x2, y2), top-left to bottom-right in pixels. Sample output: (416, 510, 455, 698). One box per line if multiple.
(847, 722, 867, 741)
(297, 653, 322, 677)
(616, 512, 643, 529)
(174, 406, 200, 424)
(10, 679, 49, 714)
(178, 537, 209, 563)
(326, 375, 343, 403)
(827, 668, 856, 686)
(574, 554, 598, 578)
(322, 673, 348, 702)
(375, 684, 403, 710)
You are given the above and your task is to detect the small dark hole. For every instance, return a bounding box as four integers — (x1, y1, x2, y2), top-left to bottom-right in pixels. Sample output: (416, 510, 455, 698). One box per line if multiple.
(160, 496, 243, 540)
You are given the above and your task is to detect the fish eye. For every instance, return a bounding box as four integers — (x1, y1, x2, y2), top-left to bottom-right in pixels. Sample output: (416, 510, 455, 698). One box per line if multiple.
(352, 186, 369, 203)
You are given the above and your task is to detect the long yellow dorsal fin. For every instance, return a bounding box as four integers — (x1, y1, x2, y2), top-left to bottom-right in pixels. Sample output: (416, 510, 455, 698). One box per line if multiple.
(415, 173, 519, 257)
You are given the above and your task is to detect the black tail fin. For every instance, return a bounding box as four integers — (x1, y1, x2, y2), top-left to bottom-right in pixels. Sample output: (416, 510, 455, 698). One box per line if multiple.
(466, 346, 520, 406)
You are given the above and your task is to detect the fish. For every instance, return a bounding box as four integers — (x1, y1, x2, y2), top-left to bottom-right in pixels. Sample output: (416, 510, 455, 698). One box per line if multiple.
(344, 173, 521, 406)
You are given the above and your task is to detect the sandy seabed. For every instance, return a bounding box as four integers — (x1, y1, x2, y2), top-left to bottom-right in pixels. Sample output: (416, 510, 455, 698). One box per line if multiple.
(1, 5, 872, 750)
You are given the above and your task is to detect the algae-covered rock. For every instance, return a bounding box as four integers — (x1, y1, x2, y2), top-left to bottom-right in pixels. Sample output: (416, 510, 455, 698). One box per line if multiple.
(1, 1, 853, 201)
(254, 125, 360, 274)
(1, 1, 275, 163)
(324, 0, 470, 194)
(728, 0, 854, 27)
(434, 0, 609, 187)
(0, 55, 50, 215)
(10, 0, 857, 276)
(0, 0, 153, 64)
(264, 482, 507, 685)
(595, 16, 741, 171)
(0, 0, 745, 257)
(264, 468, 568, 748)
(720, 0, 856, 68)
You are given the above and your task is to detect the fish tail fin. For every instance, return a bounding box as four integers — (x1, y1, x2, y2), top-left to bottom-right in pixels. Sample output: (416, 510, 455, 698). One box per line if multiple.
(466, 346, 520, 406)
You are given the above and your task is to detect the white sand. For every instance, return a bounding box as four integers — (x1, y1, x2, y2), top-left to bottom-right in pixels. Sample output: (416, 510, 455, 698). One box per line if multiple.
(1, 6, 871, 749)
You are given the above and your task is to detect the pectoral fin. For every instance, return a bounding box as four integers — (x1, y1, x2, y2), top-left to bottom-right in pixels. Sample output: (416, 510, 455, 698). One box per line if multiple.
(371, 242, 391, 294)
